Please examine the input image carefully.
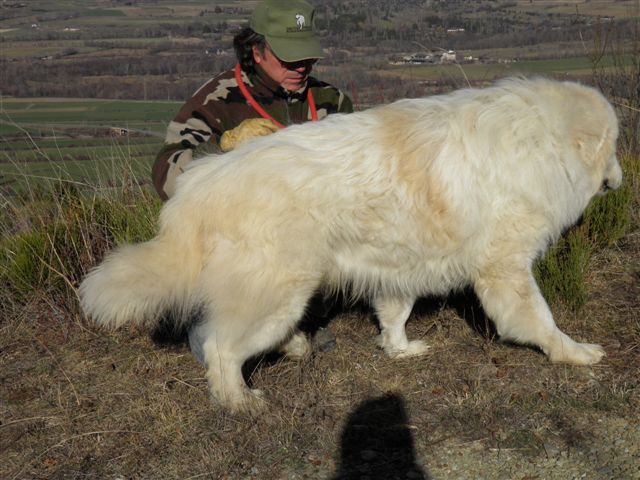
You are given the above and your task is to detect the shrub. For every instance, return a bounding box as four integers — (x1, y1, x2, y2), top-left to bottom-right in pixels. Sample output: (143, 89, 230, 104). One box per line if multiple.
(534, 228, 592, 313)
(582, 154, 635, 248)
(1, 228, 52, 297)
(1, 172, 161, 308)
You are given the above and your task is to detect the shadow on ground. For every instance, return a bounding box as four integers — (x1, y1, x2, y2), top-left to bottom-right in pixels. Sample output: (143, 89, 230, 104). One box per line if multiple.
(412, 287, 497, 339)
(332, 393, 431, 480)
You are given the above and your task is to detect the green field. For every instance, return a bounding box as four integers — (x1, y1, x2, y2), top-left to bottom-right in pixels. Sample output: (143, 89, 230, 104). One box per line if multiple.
(513, 0, 639, 17)
(1, 98, 181, 134)
(386, 55, 625, 82)
(0, 98, 181, 190)
(0, 153, 153, 192)
(0, 0, 253, 40)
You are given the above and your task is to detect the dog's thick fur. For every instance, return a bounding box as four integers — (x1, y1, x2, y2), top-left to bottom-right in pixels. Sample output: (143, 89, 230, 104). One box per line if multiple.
(81, 78, 622, 413)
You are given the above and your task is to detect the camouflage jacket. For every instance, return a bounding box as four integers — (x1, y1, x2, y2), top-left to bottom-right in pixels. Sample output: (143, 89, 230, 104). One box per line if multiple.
(152, 64, 353, 200)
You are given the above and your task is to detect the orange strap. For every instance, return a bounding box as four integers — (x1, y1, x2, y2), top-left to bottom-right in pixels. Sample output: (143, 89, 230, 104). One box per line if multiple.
(234, 63, 318, 129)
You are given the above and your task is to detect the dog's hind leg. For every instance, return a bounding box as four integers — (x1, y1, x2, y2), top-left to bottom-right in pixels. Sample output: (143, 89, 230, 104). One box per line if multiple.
(374, 296, 429, 358)
(474, 262, 605, 365)
(202, 328, 264, 414)
(201, 287, 313, 414)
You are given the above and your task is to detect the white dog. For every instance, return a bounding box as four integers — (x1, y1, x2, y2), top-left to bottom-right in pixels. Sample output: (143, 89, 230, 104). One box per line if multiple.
(80, 78, 622, 413)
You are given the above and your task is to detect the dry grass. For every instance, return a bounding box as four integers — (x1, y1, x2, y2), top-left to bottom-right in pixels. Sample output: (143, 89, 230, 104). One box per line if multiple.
(1, 227, 638, 478)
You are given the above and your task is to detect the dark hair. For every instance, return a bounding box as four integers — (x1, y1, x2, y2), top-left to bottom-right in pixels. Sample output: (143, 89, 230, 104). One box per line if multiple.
(233, 27, 266, 73)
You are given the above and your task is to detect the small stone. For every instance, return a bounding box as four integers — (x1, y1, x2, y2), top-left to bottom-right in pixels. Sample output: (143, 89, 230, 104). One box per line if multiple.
(544, 442, 561, 458)
(597, 466, 613, 476)
(313, 327, 337, 352)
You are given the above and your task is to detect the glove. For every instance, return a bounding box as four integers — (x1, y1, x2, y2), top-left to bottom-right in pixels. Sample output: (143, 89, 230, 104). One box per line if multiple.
(219, 118, 280, 152)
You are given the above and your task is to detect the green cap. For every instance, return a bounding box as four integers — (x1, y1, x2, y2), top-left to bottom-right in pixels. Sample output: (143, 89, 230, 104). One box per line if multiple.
(250, 0, 324, 62)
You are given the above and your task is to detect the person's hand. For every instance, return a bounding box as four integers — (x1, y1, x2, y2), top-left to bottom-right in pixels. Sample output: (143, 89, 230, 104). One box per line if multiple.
(219, 118, 280, 152)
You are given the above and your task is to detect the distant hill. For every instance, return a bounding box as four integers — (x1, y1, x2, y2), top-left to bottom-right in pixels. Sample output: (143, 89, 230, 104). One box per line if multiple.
(1, 0, 637, 102)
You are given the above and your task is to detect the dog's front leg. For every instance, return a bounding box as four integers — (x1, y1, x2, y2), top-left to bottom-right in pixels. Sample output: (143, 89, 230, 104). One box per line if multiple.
(373, 296, 429, 358)
(474, 262, 605, 365)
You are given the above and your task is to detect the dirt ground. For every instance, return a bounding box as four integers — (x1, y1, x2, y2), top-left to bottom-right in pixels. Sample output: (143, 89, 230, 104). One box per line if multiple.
(1, 232, 638, 479)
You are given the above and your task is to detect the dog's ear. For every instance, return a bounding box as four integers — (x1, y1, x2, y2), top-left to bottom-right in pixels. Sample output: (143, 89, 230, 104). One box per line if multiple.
(573, 126, 611, 166)
(569, 87, 618, 168)
(573, 120, 622, 193)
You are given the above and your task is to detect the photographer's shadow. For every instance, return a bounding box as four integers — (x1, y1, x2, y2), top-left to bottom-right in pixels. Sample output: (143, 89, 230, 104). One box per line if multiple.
(332, 393, 431, 480)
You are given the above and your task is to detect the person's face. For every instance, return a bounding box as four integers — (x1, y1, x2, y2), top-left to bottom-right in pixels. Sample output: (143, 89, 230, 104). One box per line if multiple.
(252, 44, 317, 92)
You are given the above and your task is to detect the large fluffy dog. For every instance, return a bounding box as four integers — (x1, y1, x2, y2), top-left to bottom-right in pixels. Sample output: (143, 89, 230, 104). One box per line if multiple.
(81, 78, 622, 413)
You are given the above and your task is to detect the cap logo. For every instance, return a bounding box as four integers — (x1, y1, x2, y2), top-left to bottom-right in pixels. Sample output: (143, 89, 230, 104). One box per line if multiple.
(295, 14, 305, 30)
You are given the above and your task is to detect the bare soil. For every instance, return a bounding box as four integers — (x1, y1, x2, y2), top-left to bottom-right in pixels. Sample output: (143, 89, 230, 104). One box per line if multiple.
(1, 233, 638, 480)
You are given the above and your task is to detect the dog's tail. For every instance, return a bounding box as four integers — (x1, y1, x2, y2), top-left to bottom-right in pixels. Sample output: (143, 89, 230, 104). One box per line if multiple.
(79, 233, 199, 330)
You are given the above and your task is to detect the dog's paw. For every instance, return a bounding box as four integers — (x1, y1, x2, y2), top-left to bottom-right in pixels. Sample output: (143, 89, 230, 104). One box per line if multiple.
(216, 388, 267, 415)
(234, 389, 267, 415)
(384, 340, 431, 359)
(549, 340, 605, 365)
(280, 332, 311, 361)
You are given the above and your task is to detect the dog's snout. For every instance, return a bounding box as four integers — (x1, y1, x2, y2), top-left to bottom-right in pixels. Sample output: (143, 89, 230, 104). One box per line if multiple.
(601, 157, 623, 193)
(600, 175, 622, 194)
(609, 175, 622, 190)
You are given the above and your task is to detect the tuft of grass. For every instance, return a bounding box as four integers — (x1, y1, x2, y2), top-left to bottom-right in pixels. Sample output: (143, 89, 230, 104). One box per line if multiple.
(0, 151, 161, 309)
(582, 170, 634, 248)
(1, 228, 51, 296)
(534, 228, 592, 312)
